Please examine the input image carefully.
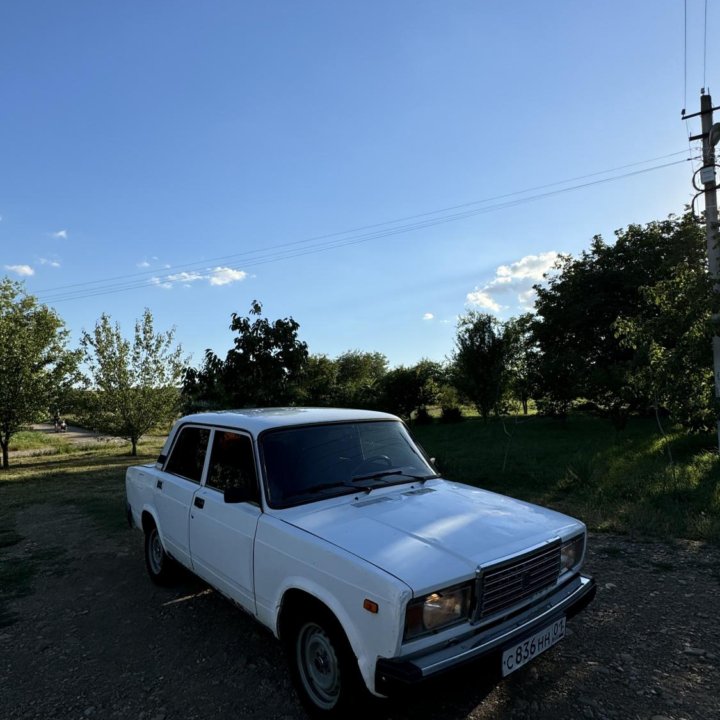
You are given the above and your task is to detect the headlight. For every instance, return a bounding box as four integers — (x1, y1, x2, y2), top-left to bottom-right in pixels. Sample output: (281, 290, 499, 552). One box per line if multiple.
(404, 583, 472, 640)
(560, 534, 585, 575)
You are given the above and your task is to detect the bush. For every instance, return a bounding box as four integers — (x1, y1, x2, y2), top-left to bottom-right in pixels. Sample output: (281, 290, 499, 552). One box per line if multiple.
(413, 407, 433, 425)
(440, 406, 463, 423)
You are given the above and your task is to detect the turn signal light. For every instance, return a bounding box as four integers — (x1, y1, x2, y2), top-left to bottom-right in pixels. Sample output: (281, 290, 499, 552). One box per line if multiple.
(363, 598, 379, 614)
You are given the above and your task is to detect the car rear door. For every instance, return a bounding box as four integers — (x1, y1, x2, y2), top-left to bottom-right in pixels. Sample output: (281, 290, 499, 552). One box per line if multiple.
(155, 425, 211, 569)
(188, 428, 261, 614)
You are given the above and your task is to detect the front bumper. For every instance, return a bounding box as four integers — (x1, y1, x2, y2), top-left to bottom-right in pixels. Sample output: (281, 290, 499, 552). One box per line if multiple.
(375, 573, 595, 694)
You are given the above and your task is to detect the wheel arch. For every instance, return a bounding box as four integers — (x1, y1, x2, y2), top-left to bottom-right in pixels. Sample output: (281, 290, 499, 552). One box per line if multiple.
(140, 506, 162, 538)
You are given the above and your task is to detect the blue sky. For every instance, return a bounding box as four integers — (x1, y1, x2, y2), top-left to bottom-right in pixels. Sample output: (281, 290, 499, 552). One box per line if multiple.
(0, 1, 715, 367)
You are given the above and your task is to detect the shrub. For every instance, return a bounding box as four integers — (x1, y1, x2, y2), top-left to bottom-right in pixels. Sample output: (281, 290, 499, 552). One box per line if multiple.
(440, 406, 463, 423)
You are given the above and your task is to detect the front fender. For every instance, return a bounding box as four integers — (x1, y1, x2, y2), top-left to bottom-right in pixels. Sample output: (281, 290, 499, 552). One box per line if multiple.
(255, 516, 412, 696)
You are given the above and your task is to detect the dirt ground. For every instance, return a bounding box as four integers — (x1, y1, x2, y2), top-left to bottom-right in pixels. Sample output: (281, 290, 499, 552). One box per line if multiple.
(1, 503, 719, 720)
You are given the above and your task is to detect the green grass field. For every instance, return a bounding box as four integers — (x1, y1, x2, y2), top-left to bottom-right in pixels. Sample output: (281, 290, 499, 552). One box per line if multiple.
(0, 416, 718, 625)
(412, 414, 720, 544)
(1, 414, 718, 559)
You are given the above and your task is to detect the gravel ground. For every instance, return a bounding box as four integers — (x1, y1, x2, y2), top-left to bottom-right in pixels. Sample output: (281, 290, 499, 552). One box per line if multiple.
(1, 504, 719, 720)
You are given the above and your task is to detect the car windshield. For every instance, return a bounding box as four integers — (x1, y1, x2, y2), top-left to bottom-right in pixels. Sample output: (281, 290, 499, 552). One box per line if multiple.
(261, 420, 436, 508)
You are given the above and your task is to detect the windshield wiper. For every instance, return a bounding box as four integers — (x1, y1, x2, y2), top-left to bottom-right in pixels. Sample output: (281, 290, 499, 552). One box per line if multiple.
(303, 481, 371, 495)
(352, 469, 439, 483)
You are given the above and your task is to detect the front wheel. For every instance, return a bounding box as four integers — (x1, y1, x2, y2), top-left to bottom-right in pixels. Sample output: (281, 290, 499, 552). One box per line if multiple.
(144, 523, 176, 585)
(286, 609, 369, 718)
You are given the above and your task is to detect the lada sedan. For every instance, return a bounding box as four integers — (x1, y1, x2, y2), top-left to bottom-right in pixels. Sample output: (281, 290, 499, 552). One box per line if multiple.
(125, 408, 595, 717)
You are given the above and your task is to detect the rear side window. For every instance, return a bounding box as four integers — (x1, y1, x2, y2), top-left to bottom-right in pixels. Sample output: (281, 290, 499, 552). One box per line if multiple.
(206, 431, 259, 503)
(164, 426, 210, 483)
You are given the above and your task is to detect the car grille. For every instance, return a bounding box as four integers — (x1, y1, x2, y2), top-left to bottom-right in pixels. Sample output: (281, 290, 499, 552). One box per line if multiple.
(477, 541, 561, 620)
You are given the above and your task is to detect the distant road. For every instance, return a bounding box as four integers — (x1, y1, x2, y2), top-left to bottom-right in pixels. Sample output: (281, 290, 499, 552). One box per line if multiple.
(31, 423, 123, 444)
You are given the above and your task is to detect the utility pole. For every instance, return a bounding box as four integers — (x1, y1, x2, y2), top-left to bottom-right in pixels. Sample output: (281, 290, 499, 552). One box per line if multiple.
(686, 91, 720, 448)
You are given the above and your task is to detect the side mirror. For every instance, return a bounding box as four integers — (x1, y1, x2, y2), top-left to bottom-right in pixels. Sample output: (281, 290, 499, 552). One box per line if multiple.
(224, 485, 252, 504)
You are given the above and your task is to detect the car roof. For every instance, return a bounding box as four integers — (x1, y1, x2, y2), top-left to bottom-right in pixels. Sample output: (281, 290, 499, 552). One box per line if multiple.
(177, 407, 400, 435)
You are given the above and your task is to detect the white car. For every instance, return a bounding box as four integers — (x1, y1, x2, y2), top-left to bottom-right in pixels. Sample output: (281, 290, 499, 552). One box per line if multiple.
(125, 408, 595, 717)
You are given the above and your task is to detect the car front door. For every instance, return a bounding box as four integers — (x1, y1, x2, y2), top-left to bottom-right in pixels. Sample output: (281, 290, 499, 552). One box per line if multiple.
(188, 429, 261, 614)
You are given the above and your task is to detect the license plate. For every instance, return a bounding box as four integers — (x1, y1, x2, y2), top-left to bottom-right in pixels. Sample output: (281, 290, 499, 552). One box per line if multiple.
(501, 616, 566, 677)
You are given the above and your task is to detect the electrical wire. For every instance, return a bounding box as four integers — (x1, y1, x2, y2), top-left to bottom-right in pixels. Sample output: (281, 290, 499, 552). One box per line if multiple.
(35, 149, 692, 298)
(36, 157, 693, 304)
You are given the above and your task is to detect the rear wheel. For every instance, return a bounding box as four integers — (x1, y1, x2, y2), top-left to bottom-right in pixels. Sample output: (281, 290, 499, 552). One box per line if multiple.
(285, 606, 369, 718)
(144, 523, 176, 585)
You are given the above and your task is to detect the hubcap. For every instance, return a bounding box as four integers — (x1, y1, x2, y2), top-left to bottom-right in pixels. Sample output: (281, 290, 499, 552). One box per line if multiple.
(149, 530, 163, 574)
(296, 622, 341, 709)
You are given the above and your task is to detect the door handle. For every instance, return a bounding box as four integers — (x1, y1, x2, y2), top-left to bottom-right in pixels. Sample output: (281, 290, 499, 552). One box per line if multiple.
(156, 479, 163, 490)
(194, 497, 205, 509)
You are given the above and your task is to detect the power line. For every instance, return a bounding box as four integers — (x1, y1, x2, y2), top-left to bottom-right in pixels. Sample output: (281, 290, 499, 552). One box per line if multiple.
(37, 156, 692, 304)
(36, 149, 692, 298)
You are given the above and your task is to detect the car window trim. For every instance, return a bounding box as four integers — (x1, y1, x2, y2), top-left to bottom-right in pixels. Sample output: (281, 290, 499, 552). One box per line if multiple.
(162, 423, 213, 485)
(257, 418, 433, 510)
(202, 427, 261, 505)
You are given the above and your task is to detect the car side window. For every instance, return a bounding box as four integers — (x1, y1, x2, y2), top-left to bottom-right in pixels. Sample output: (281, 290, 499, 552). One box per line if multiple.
(206, 430, 259, 503)
(164, 426, 210, 483)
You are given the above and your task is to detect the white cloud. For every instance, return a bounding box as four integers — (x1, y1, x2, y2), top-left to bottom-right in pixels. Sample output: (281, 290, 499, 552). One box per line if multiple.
(517, 288, 537, 311)
(150, 266, 248, 290)
(208, 267, 248, 286)
(167, 271, 204, 283)
(51, 230, 68, 239)
(150, 276, 172, 290)
(466, 251, 559, 314)
(39, 258, 61, 268)
(466, 289, 502, 312)
(422, 312, 434, 321)
(496, 252, 558, 282)
(137, 260, 150, 268)
(4, 264, 34, 277)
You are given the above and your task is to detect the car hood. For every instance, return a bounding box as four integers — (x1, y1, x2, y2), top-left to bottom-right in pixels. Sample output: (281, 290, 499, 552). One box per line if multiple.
(280, 480, 582, 594)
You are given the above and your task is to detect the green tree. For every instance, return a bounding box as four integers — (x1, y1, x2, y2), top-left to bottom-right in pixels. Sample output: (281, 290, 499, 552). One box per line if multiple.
(333, 350, 388, 408)
(615, 264, 714, 430)
(450, 312, 514, 420)
(81, 309, 185, 455)
(0, 279, 79, 469)
(504, 314, 539, 415)
(182, 300, 308, 409)
(532, 214, 706, 427)
(297, 354, 339, 407)
(380, 359, 443, 419)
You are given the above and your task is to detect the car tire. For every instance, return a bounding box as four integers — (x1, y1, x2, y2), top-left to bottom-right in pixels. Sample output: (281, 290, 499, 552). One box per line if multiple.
(144, 522, 176, 586)
(285, 605, 370, 718)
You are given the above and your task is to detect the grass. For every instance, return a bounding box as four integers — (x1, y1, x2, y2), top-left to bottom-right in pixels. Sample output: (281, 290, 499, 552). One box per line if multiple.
(0, 437, 164, 626)
(1, 414, 718, 625)
(8, 430, 75, 452)
(412, 413, 720, 544)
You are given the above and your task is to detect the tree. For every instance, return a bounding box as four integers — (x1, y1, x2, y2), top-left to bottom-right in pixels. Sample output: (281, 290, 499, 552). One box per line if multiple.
(0, 279, 78, 469)
(615, 264, 714, 430)
(182, 300, 308, 410)
(332, 350, 388, 408)
(380, 359, 443, 419)
(532, 214, 706, 427)
(504, 314, 539, 415)
(81, 309, 185, 455)
(450, 312, 514, 420)
(296, 354, 339, 407)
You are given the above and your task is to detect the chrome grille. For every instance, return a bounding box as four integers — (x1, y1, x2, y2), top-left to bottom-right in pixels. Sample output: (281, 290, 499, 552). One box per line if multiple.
(477, 542, 561, 619)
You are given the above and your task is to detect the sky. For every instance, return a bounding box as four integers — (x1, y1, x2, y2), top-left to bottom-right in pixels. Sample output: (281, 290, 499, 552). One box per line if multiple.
(0, 1, 716, 368)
